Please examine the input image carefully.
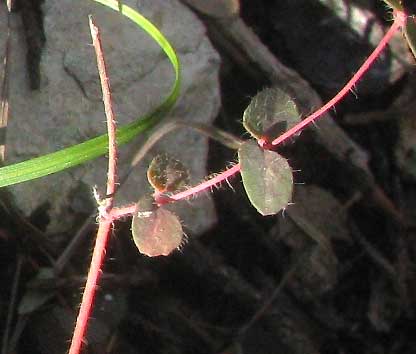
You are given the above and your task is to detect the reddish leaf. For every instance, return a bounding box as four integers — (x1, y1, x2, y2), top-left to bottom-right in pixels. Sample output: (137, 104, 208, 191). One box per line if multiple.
(131, 195, 183, 257)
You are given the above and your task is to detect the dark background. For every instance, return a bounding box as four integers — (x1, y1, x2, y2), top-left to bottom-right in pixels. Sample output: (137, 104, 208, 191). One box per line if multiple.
(1, 1, 416, 353)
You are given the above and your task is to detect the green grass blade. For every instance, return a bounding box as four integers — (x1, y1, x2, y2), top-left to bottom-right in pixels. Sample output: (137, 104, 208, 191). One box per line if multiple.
(0, 0, 180, 187)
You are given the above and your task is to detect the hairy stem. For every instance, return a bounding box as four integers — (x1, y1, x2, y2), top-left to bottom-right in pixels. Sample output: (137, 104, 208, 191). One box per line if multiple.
(68, 16, 118, 354)
(267, 10, 407, 147)
(121, 119, 242, 184)
(159, 11, 407, 204)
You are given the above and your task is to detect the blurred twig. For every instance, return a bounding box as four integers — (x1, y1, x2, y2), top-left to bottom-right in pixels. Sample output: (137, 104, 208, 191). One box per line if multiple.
(0, 0, 12, 162)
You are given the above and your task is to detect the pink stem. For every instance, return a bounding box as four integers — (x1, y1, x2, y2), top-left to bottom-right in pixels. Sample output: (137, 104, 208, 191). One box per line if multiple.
(68, 221, 112, 354)
(82, 12, 408, 221)
(109, 164, 241, 218)
(68, 8, 406, 354)
(69, 16, 118, 354)
(270, 10, 407, 147)
(109, 11, 406, 220)
(167, 164, 241, 201)
(163, 11, 406, 204)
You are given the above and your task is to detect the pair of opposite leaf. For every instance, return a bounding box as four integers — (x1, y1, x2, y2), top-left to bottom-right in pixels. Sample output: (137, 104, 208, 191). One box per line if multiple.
(131, 87, 298, 257)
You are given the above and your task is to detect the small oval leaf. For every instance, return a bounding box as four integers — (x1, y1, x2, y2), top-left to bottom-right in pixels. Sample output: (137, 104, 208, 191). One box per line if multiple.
(243, 87, 300, 141)
(147, 154, 190, 193)
(238, 140, 293, 215)
(131, 195, 183, 257)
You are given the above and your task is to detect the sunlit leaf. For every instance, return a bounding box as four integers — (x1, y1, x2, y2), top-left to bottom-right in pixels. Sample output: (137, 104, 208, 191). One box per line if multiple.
(238, 140, 293, 216)
(131, 195, 183, 257)
(147, 154, 189, 193)
(243, 87, 300, 141)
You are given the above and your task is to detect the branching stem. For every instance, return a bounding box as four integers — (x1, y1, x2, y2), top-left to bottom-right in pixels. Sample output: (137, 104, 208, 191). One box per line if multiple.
(68, 16, 118, 354)
(164, 10, 407, 204)
(69, 9, 407, 354)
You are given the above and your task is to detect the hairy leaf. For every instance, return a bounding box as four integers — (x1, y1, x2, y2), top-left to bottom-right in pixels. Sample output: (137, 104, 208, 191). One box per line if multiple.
(239, 140, 293, 215)
(147, 154, 189, 193)
(243, 87, 300, 141)
(131, 195, 183, 257)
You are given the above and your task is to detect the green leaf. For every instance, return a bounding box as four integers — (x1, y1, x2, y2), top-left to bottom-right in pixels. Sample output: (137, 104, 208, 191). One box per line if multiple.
(243, 87, 300, 141)
(404, 16, 416, 60)
(238, 140, 293, 216)
(147, 154, 189, 193)
(0, 0, 180, 187)
(131, 195, 183, 257)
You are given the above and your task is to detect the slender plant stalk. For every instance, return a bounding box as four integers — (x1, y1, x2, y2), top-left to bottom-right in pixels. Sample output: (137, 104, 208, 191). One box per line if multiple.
(130, 120, 243, 169)
(110, 163, 242, 218)
(145, 10, 407, 205)
(268, 10, 407, 147)
(0, 0, 11, 162)
(69, 9, 407, 354)
(115, 119, 243, 193)
(1, 256, 22, 354)
(68, 17, 118, 354)
(101, 11, 408, 224)
(0, 0, 181, 188)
